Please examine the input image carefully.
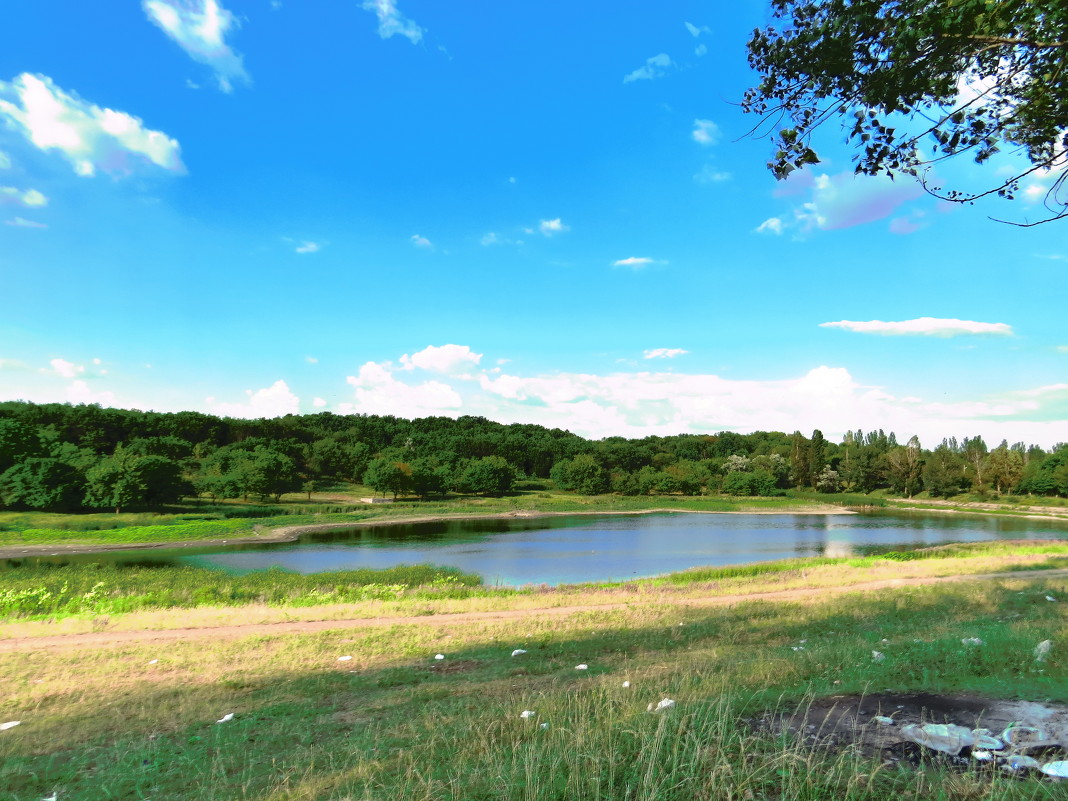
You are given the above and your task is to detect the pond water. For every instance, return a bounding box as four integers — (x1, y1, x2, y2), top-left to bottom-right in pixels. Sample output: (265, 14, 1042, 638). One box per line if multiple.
(6, 510, 1068, 586)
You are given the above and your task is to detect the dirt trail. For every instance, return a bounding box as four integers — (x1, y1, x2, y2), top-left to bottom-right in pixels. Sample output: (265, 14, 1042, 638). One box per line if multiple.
(3, 567, 1066, 653)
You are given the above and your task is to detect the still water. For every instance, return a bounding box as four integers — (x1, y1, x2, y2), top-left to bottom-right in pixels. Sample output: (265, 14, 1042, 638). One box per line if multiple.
(9, 510, 1068, 586)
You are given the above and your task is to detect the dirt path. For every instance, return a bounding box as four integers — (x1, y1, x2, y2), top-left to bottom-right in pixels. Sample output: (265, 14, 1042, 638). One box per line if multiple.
(887, 498, 1068, 521)
(3, 567, 1065, 653)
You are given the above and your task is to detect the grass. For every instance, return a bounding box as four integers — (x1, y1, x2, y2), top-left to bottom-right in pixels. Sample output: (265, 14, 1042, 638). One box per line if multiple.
(1, 552, 1067, 799)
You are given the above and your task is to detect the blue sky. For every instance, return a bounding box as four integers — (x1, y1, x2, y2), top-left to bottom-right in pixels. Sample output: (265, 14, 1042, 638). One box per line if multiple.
(1, 0, 1065, 447)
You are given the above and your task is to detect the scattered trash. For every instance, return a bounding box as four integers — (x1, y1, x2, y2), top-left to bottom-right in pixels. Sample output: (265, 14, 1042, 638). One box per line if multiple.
(1003, 755, 1041, 771)
(648, 698, 676, 713)
(539, 722, 550, 730)
(873, 716, 895, 726)
(147, 659, 158, 665)
(1040, 761, 1068, 778)
(41, 794, 57, 801)
(972, 749, 994, 761)
(1036, 640, 1053, 662)
(799, 639, 808, 644)
(1047, 596, 1057, 602)
(216, 713, 234, 724)
(973, 731, 1004, 750)
(0, 721, 20, 731)
(899, 723, 975, 755)
(871, 651, 885, 663)
(790, 646, 805, 652)
(434, 654, 445, 660)
(337, 656, 352, 662)
(511, 649, 527, 657)
(520, 710, 536, 720)
(961, 637, 985, 646)
(1001, 723, 1050, 749)
(622, 681, 631, 688)
(575, 664, 588, 670)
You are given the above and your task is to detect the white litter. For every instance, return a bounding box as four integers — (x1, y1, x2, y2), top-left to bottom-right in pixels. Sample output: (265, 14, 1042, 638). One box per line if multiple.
(41, 794, 57, 801)
(872, 716, 895, 726)
(434, 654, 445, 660)
(1035, 640, 1053, 662)
(520, 710, 536, 719)
(539, 722, 550, 730)
(511, 649, 527, 657)
(961, 637, 984, 646)
(1004, 755, 1041, 771)
(1040, 760, 1068, 778)
(217, 713, 234, 724)
(790, 646, 805, 652)
(648, 698, 676, 713)
(972, 749, 994, 761)
(148, 659, 158, 665)
(0, 721, 20, 731)
(622, 681, 631, 688)
(899, 723, 974, 755)
(337, 656, 352, 662)
(1046, 596, 1057, 602)
(1001, 724, 1048, 749)
(871, 651, 885, 663)
(575, 664, 588, 670)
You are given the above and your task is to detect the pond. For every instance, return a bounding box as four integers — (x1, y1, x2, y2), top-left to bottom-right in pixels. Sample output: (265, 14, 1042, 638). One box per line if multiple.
(6, 510, 1068, 586)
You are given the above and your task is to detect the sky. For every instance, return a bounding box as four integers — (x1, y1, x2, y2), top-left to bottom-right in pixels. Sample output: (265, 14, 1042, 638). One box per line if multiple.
(0, 0, 1065, 448)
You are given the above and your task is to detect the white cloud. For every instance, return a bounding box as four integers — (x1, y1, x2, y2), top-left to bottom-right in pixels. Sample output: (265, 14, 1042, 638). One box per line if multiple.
(623, 54, 672, 84)
(0, 150, 10, 169)
(65, 379, 116, 407)
(685, 22, 711, 37)
(205, 379, 300, 418)
(767, 171, 924, 234)
(142, 0, 249, 92)
(1057, 345, 1068, 353)
(48, 358, 84, 378)
(0, 73, 184, 177)
(538, 218, 568, 236)
(411, 234, 432, 248)
(400, 344, 482, 374)
(692, 119, 719, 145)
(361, 0, 424, 44)
(4, 216, 47, 228)
(480, 232, 502, 246)
(342, 361, 462, 418)
(643, 348, 688, 360)
(695, 43, 708, 57)
(820, 318, 1014, 337)
(754, 217, 784, 235)
(694, 164, 731, 184)
(0, 187, 46, 207)
(294, 240, 320, 254)
(313, 396, 327, 408)
(612, 256, 658, 269)
(305, 356, 318, 364)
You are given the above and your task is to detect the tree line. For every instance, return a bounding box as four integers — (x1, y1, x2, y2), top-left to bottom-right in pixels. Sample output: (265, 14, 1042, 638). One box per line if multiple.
(0, 401, 1065, 513)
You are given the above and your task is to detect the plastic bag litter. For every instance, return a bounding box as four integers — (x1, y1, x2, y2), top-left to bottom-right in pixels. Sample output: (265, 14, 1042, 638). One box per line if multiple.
(1035, 640, 1052, 662)
(1040, 760, 1068, 778)
(871, 651, 885, 663)
(648, 698, 676, 713)
(1003, 755, 1041, 771)
(217, 713, 234, 724)
(899, 723, 975, 755)
(1046, 596, 1057, 602)
(434, 654, 445, 660)
(511, 649, 527, 657)
(872, 716, 895, 726)
(1001, 724, 1049, 749)
(622, 681, 631, 688)
(972, 750, 994, 761)
(539, 722, 550, 730)
(575, 664, 588, 670)
(520, 710, 536, 719)
(337, 656, 353, 662)
(961, 637, 984, 646)
(0, 721, 20, 731)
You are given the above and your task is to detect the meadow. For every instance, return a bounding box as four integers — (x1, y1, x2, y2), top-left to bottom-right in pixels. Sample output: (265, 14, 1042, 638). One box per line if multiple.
(2, 541, 1068, 800)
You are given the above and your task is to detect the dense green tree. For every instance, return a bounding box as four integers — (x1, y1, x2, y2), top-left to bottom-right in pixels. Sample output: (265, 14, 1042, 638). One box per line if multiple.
(0, 458, 86, 511)
(886, 436, 924, 498)
(362, 458, 412, 499)
(744, 0, 1068, 223)
(987, 441, 1025, 494)
(722, 469, 777, 497)
(0, 419, 44, 474)
(456, 456, 514, 496)
(84, 448, 187, 512)
(923, 442, 964, 497)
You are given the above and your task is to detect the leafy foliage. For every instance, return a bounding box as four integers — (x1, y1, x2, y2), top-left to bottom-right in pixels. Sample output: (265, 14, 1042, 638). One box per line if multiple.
(744, 0, 1068, 223)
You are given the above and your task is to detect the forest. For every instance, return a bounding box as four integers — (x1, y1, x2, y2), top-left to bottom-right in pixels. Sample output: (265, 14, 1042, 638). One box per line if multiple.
(0, 400, 1065, 513)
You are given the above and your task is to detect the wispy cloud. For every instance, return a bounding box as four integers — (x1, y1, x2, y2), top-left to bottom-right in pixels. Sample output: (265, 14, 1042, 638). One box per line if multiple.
(612, 256, 659, 269)
(411, 234, 433, 248)
(820, 318, 1014, 337)
(0, 150, 10, 169)
(0, 73, 184, 177)
(294, 240, 320, 254)
(361, 0, 424, 44)
(694, 164, 731, 184)
(142, 0, 250, 92)
(623, 54, 672, 84)
(754, 217, 784, 235)
(643, 348, 688, 359)
(4, 216, 47, 228)
(684, 22, 711, 37)
(538, 218, 568, 236)
(691, 119, 719, 146)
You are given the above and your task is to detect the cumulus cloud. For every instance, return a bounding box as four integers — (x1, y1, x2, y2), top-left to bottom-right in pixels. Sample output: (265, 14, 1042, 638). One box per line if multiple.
(342, 361, 462, 418)
(643, 348, 688, 359)
(410, 234, 433, 248)
(48, 358, 85, 378)
(695, 43, 708, 56)
(142, 0, 250, 92)
(205, 379, 300, 418)
(623, 54, 672, 84)
(0, 73, 184, 177)
(294, 240, 320, 254)
(400, 344, 482, 374)
(771, 171, 923, 233)
(4, 216, 46, 228)
(361, 0, 424, 44)
(538, 218, 568, 236)
(312, 396, 327, 408)
(819, 318, 1014, 337)
(691, 119, 719, 145)
(0, 186, 46, 206)
(685, 22, 711, 37)
(612, 256, 658, 269)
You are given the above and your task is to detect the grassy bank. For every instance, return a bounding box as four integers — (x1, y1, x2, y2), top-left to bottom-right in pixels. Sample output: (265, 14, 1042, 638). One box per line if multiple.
(1, 546, 1067, 799)
(0, 491, 841, 549)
